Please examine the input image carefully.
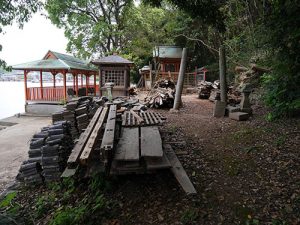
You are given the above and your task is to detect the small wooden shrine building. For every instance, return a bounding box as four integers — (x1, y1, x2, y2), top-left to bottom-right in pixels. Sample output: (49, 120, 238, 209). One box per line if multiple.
(153, 45, 182, 72)
(92, 54, 134, 97)
(13, 50, 98, 104)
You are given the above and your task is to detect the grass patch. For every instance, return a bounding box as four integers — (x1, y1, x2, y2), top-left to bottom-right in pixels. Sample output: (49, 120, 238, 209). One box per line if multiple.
(181, 208, 199, 224)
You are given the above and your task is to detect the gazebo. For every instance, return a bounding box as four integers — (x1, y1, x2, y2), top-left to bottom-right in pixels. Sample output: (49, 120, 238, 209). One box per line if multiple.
(13, 50, 98, 103)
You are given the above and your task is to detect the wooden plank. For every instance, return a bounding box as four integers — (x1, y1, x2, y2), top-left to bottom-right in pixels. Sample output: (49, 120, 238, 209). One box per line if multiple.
(145, 152, 171, 170)
(141, 111, 149, 125)
(145, 112, 154, 124)
(67, 107, 103, 167)
(61, 167, 77, 178)
(130, 109, 144, 124)
(141, 126, 163, 157)
(164, 144, 197, 195)
(79, 107, 108, 165)
(100, 105, 117, 163)
(115, 127, 139, 161)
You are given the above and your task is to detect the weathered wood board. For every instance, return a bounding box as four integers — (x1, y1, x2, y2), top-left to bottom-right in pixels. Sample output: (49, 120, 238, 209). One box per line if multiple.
(100, 105, 117, 162)
(164, 144, 197, 195)
(115, 127, 139, 161)
(141, 126, 163, 157)
(79, 107, 108, 165)
(67, 107, 103, 168)
(145, 152, 171, 170)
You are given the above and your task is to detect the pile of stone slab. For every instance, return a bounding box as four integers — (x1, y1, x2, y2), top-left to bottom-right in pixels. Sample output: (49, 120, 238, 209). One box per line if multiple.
(51, 97, 104, 137)
(41, 121, 74, 181)
(17, 162, 43, 184)
(16, 121, 74, 184)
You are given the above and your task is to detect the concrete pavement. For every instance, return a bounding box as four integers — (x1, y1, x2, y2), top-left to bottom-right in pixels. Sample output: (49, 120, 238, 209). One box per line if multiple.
(0, 115, 51, 194)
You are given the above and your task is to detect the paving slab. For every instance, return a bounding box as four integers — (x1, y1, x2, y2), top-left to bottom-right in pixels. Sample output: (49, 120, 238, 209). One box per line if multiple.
(0, 115, 51, 194)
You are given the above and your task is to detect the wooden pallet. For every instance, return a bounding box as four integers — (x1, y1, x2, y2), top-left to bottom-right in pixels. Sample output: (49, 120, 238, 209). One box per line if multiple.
(122, 111, 166, 127)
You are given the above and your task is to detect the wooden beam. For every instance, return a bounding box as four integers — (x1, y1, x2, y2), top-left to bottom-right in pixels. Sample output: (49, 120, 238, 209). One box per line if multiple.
(24, 70, 28, 101)
(73, 74, 76, 90)
(164, 144, 197, 195)
(115, 127, 139, 161)
(63, 71, 67, 101)
(75, 73, 79, 97)
(93, 74, 96, 96)
(67, 107, 103, 168)
(53, 74, 56, 88)
(100, 105, 117, 164)
(85, 74, 88, 96)
(80, 107, 108, 165)
(141, 126, 163, 158)
(40, 70, 43, 99)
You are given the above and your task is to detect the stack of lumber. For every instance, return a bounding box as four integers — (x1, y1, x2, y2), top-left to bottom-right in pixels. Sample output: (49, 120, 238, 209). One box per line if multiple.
(144, 79, 175, 108)
(197, 81, 213, 99)
(66, 106, 109, 172)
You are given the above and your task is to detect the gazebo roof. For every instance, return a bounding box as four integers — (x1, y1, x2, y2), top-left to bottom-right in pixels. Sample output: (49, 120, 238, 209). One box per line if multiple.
(92, 55, 134, 66)
(13, 50, 97, 73)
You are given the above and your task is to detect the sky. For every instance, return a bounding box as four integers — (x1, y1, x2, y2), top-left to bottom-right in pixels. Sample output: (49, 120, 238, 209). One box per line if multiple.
(0, 12, 68, 66)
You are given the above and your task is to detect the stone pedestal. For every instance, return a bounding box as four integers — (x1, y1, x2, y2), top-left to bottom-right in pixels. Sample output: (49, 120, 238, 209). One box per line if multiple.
(240, 84, 252, 115)
(105, 82, 115, 102)
(229, 112, 249, 121)
(213, 100, 226, 117)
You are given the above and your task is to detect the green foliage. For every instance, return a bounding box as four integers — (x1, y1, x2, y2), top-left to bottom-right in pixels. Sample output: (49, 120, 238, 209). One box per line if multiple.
(0, 192, 17, 208)
(180, 208, 198, 224)
(45, 0, 133, 58)
(50, 205, 87, 225)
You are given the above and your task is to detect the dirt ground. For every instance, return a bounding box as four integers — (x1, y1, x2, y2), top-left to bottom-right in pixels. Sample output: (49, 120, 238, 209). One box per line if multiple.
(108, 94, 300, 225)
(2, 95, 299, 225)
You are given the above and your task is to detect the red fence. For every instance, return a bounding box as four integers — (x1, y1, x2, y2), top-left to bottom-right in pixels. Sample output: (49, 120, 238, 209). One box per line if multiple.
(26, 85, 99, 102)
(155, 72, 198, 87)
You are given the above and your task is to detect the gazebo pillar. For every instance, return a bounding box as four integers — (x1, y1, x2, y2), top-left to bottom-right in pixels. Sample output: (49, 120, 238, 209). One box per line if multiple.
(62, 71, 67, 101)
(93, 74, 96, 96)
(73, 74, 76, 90)
(85, 74, 89, 96)
(53, 73, 56, 88)
(40, 70, 43, 99)
(24, 70, 28, 102)
(81, 74, 83, 88)
(75, 74, 79, 97)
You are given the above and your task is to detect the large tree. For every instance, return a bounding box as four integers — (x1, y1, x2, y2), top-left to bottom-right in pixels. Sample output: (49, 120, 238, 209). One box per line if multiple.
(45, 0, 134, 58)
(0, 0, 41, 68)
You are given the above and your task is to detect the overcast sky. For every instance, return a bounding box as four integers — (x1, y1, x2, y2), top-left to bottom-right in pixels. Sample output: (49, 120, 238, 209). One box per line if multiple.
(0, 12, 68, 66)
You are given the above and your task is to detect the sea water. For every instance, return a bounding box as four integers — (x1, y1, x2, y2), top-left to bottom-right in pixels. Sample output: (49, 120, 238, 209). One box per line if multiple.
(0, 81, 75, 120)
